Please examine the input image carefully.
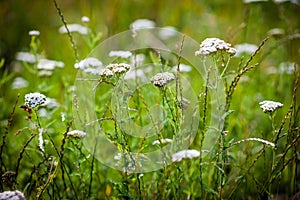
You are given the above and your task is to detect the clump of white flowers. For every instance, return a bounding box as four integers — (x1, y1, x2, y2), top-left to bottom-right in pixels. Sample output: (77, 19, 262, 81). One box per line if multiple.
(130, 19, 156, 31)
(25, 92, 47, 109)
(152, 138, 172, 145)
(29, 30, 40, 36)
(259, 100, 283, 113)
(15, 52, 37, 63)
(81, 16, 90, 23)
(150, 72, 175, 87)
(109, 50, 132, 58)
(67, 130, 86, 138)
(0, 190, 25, 200)
(37, 59, 65, 70)
(100, 63, 131, 77)
(172, 149, 200, 162)
(195, 38, 236, 56)
(58, 24, 89, 35)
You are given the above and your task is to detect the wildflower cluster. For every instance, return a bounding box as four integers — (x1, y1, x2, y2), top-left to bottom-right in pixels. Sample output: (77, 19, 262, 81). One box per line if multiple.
(259, 100, 283, 113)
(150, 72, 175, 87)
(67, 130, 87, 138)
(101, 63, 131, 77)
(0, 190, 25, 200)
(195, 38, 236, 56)
(24, 92, 47, 109)
(171, 149, 200, 162)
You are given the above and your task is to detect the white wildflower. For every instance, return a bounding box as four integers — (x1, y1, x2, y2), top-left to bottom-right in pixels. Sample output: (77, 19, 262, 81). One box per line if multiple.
(38, 70, 53, 77)
(259, 100, 283, 113)
(130, 19, 156, 31)
(58, 24, 89, 35)
(25, 92, 47, 109)
(37, 59, 64, 70)
(279, 62, 297, 74)
(29, 30, 40, 36)
(195, 38, 236, 56)
(106, 63, 131, 74)
(81, 16, 90, 23)
(109, 50, 132, 58)
(172, 149, 200, 162)
(38, 108, 48, 117)
(15, 52, 37, 63)
(12, 77, 29, 89)
(268, 28, 285, 37)
(114, 152, 148, 173)
(152, 138, 172, 145)
(172, 63, 192, 72)
(158, 26, 177, 40)
(150, 72, 175, 87)
(234, 43, 258, 57)
(61, 112, 65, 122)
(100, 68, 114, 77)
(74, 57, 103, 69)
(0, 190, 25, 200)
(67, 130, 86, 138)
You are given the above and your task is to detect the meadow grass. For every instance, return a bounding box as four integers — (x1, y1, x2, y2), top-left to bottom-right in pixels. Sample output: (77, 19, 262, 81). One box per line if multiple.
(0, 0, 299, 199)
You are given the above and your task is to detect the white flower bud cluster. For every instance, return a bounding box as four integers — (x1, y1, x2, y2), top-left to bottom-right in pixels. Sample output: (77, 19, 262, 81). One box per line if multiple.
(0, 190, 25, 200)
(25, 92, 47, 109)
(259, 100, 283, 113)
(100, 63, 131, 77)
(67, 130, 86, 138)
(195, 38, 236, 56)
(171, 149, 200, 162)
(150, 72, 175, 87)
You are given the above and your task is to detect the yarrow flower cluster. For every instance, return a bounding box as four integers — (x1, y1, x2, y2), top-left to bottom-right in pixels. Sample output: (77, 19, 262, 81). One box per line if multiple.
(152, 138, 172, 145)
(101, 63, 131, 77)
(259, 100, 283, 113)
(150, 72, 175, 87)
(58, 24, 89, 35)
(0, 190, 25, 200)
(195, 38, 236, 56)
(171, 149, 200, 162)
(25, 92, 47, 109)
(29, 30, 40, 36)
(15, 52, 37, 63)
(109, 50, 132, 58)
(67, 130, 86, 138)
(37, 59, 65, 70)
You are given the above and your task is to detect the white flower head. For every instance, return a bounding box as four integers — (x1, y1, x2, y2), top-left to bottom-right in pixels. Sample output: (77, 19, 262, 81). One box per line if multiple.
(15, 52, 37, 63)
(130, 19, 156, 31)
(67, 130, 86, 138)
(259, 100, 283, 113)
(152, 138, 172, 145)
(195, 38, 236, 56)
(81, 16, 90, 23)
(43, 98, 59, 109)
(75, 57, 103, 69)
(37, 59, 65, 71)
(172, 149, 200, 162)
(234, 43, 258, 57)
(109, 50, 132, 58)
(100, 68, 114, 77)
(0, 190, 25, 200)
(158, 26, 177, 40)
(12, 77, 29, 89)
(150, 72, 175, 87)
(58, 24, 89, 35)
(29, 30, 40, 36)
(106, 63, 131, 75)
(243, 0, 268, 3)
(25, 92, 47, 109)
